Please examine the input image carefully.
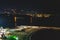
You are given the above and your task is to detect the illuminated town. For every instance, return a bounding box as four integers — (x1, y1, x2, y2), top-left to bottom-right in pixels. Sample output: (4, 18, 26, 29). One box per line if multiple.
(0, 8, 59, 40)
(0, 0, 59, 40)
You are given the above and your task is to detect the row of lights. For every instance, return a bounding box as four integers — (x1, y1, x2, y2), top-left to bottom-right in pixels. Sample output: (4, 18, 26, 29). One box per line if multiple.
(26, 14, 51, 18)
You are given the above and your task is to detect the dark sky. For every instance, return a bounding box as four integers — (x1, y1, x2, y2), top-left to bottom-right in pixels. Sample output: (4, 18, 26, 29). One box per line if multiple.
(0, 0, 59, 13)
(0, 0, 59, 9)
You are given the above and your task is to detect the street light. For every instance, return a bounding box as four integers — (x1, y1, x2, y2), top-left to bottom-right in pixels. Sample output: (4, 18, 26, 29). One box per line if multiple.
(44, 14, 51, 18)
(14, 16, 17, 27)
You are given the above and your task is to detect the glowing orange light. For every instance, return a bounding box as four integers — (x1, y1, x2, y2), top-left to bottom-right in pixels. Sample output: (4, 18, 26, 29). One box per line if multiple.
(44, 14, 51, 18)
(14, 16, 16, 22)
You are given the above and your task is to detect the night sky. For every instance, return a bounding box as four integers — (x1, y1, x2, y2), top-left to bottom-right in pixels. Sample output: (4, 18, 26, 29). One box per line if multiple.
(0, 0, 59, 14)
(0, 0, 59, 9)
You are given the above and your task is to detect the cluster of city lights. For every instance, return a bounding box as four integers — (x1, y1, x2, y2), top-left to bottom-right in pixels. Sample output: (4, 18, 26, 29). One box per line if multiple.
(26, 13, 51, 18)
